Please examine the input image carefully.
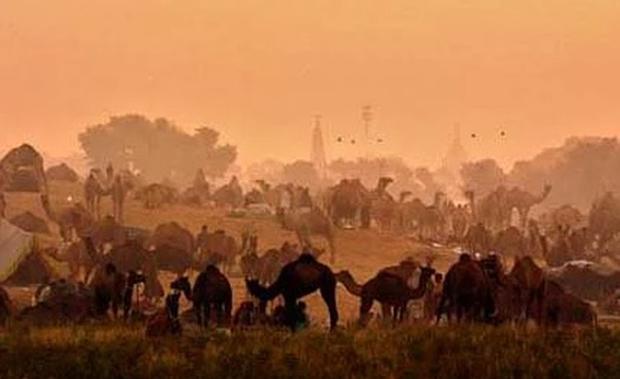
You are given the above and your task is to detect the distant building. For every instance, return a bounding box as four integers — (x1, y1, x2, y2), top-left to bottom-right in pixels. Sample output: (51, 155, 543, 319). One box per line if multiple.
(310, 115, 327, 179)
(438, 124, 469, 202)
(443, 124, 468, 179)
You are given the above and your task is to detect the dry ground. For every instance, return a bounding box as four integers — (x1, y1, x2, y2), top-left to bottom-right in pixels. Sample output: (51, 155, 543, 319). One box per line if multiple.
(2, 180, 460, 324)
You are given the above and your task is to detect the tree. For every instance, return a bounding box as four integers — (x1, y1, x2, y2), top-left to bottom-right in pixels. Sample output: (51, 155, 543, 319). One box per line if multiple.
(460, 159, 506, 197)
(79, 115, 237, 186)
(282, 160, 320, 190)
(507, 137, 620, 210)
(244, 159, 285, 185)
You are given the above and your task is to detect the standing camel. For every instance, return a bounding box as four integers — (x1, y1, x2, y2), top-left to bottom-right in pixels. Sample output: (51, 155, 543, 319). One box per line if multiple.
(192, 265, 233, 327)
(278, 207, 336, 263)
(84, 169, 110, 220)
(246, 253, 339, 330)
(437, 254, 493, 323)
(336, 266, 435, 325)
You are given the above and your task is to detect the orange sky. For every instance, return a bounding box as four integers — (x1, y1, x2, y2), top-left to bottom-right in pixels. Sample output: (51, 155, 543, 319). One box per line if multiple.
(1, 0, 619, 168)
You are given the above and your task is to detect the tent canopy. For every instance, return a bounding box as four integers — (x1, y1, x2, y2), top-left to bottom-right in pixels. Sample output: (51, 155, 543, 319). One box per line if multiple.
(0, 219, 53, 285)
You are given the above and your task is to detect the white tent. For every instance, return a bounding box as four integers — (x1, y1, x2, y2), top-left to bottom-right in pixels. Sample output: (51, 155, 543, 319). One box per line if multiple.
(0, 218, 35, 282)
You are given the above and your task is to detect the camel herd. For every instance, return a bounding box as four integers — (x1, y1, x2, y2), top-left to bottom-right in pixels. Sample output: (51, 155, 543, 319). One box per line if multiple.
(0, 149, 613, 336)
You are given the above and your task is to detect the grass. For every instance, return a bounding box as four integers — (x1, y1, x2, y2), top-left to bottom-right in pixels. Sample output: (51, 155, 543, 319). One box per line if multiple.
(1, 323, 619, 379)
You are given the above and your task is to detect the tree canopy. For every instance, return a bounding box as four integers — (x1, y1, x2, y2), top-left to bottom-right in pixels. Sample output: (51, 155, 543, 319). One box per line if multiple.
(79, 115, 237, 186)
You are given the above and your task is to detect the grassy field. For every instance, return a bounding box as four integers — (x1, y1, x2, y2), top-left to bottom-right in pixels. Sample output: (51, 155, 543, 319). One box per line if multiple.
(2, 180, 615, 378)
(0, 323, 617, 379)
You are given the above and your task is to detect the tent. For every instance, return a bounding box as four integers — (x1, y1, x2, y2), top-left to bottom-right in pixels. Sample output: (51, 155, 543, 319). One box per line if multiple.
(0, 219, 54, 285)
(46, 163, 80, 183)
(9, 211, 50, 234)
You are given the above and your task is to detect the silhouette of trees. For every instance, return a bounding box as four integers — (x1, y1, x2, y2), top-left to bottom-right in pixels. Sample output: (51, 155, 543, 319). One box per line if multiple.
(507, 137, 620, 210)
(79, 115, 236, 186)
(282, 160, 320, 190)
(460, 159, 506, 197)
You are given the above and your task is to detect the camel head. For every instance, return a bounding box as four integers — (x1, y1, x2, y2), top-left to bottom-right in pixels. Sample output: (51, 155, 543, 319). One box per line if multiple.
(334, 270, 354, 284)
(541, 184, 552, 199)
(171, 276, 192, 300)
(245, 278, 271, 301)
(377, 177, 394, 191)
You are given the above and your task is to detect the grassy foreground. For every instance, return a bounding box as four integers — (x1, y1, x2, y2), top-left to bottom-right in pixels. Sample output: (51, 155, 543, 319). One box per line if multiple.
(1, 324, 619, 379)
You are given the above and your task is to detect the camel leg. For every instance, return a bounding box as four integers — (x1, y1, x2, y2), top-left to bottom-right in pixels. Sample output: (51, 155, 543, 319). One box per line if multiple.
(381, 303, 392, 320)
(284, 296, 297, 331)
(359, 295, 373, 326)
(204, 303, 211, 328)
(195, 303, 203, 327)
(224, 298, 232, 326)
(320, 284, 339, 330)
(436, 295, 447, 325)
(123, 288, 132, 320)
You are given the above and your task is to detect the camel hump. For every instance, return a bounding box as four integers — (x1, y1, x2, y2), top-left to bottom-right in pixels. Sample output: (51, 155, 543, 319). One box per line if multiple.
(459, 253, 472, 263)
(205, 264, 221, 274)
(298, 253, 316, 263)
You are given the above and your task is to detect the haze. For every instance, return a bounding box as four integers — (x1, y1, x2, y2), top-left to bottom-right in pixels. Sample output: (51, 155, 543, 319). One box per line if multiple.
(1, 0, 619, 168)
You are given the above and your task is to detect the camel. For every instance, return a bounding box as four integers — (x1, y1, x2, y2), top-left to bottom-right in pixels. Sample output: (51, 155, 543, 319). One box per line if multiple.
(437, 254, 493, 323)
(246, 243, 304, 285)
(47, 238, 99, 282)
(212, 176, 244, 209)
(19, 280, 96, 324)
(493, 226, 526, 257)
(149, 222, 195, 274)
(195, 229, 239, 274)
(464, 188, 510, 233)
(508, 256, 546, 323)
(336, 265, 435, 325)
(507, 185, 552, 230)
(180, 169, 211, 207)
(327, 178, 371, 228)
(84, 169, 110, 220)
(398, 193, 448, 241)
(465, 185, 551, 232)
(464, 222, 493, 254)
(539, 281, 596, 326)
(278, 207, 336, 263)
(192, 265, 233, 327)
(246, 253, 339, 330)
(90, 263, 146, 319)
(0, 143, 48, 193)
(40, 193, 94, 242)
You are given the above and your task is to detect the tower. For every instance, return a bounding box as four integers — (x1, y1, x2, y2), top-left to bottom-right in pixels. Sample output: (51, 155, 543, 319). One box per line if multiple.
(444, 123, 469, 178)
(311, 115, 327, 179)
(361, 105, 373, 158)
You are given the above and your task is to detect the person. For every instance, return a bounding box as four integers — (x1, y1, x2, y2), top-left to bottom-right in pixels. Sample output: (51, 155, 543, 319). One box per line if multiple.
(424, 273, 444, 322)
(196, 225, 209, 255)
(143, 247, 164, 305)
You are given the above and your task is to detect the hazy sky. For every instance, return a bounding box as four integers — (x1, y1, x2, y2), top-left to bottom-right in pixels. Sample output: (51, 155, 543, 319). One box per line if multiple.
(1, 0, 619, 168)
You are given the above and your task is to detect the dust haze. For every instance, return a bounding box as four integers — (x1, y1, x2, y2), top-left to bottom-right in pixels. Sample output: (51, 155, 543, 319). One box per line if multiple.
(3, 2, 620, 378)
